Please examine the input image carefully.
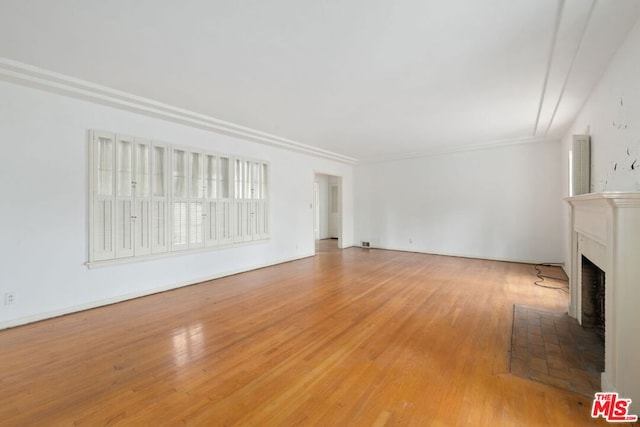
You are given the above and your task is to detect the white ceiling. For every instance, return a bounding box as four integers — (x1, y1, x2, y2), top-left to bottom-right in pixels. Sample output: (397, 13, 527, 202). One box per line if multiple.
(1, 0, 639, 162)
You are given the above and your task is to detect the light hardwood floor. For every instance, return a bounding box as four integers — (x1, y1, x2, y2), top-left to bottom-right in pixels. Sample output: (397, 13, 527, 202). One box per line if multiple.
(0, 244, 622, 426)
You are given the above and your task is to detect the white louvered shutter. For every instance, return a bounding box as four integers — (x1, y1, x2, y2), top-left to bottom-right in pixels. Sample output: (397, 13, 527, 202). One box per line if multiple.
(134, 139, 152, 256)
(115, 135, 135, 258)
(171, 147, 189, 251)
(204, 153, 218, 247)
(91, 131, 116, 261)
(90, 131, 269, 265)
(256, 162, 269, 240)
(188, 151, 205, 248)
(151, 144, 168, 253)
(218, 156, 234, 244)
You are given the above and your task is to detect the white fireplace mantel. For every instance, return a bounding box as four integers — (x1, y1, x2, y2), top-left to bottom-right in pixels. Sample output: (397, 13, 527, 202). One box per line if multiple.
(565, 192, 640, 411)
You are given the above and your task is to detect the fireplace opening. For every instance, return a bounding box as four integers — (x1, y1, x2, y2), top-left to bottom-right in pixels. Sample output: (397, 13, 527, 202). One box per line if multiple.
(581, 256, 605, 342)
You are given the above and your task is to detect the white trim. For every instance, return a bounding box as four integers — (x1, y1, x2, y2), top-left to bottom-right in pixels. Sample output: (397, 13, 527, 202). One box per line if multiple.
(566, 191, 640, 205)
(0, 57, 357, 165)
(601, 373, 616, 393)
(1, 252, 315, 331)
(87, 237, 271, 269)
(361, 245, 564, 266)
(358, 136, 556, 164)
(0, 58, 563, 165)
(337, 244, 356, 250)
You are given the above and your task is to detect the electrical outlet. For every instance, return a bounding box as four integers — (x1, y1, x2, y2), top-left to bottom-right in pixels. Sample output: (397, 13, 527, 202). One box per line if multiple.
(4, 292, 15, 305)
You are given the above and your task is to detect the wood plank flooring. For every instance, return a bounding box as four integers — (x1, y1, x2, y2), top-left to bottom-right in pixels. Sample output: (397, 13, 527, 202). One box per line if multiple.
(0, 243, 622, 426)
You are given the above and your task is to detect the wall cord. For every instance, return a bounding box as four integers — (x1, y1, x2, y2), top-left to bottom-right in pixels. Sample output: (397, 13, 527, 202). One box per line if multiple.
(534, 263, 569, 293)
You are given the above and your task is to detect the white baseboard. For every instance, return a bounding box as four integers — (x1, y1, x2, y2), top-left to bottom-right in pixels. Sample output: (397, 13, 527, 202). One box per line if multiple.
(364, 244, 563, 266)
(0, 252, 315, 331)
(601, 372, 615, 393)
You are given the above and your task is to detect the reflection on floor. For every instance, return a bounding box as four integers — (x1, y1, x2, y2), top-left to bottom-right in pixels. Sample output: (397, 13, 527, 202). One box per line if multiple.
(315, 238, 341, 254)
(510, 305, 604, 397)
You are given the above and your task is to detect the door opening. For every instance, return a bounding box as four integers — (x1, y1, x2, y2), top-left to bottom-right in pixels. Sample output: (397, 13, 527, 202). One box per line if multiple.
(313, 182, 320, 240)
(329, 183, 339, 239)
(313, 173, 343, 251)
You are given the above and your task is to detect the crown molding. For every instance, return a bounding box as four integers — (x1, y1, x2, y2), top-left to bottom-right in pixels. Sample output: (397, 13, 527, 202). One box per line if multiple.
(0, 57, 357, 165)
(358, 136, 558, 164)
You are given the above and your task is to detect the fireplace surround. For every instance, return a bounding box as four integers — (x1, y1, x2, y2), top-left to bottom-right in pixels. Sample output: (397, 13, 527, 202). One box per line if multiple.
(566, 192, 640, 413)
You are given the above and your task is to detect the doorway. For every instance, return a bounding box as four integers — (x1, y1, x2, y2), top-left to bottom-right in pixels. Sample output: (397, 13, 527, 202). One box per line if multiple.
(313, 182, 320, 240)
(328, 183, 339, 239)
(313, 173, 342, 251)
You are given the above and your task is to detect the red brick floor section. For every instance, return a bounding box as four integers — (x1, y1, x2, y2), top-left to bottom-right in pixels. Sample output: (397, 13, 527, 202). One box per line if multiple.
(510, 304, 604, 397)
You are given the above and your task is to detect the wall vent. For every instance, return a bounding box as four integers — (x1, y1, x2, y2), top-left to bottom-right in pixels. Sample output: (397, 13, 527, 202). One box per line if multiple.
(362, 241, 370, 247)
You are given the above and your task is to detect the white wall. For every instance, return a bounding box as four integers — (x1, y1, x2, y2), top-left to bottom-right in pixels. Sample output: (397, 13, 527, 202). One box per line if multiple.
(562, 18, 640, 267)
(354, 140, 563, 263)
(562, 19, 640, 195)
(313, 174, 330, 239)
(0, 81, 354, 328)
